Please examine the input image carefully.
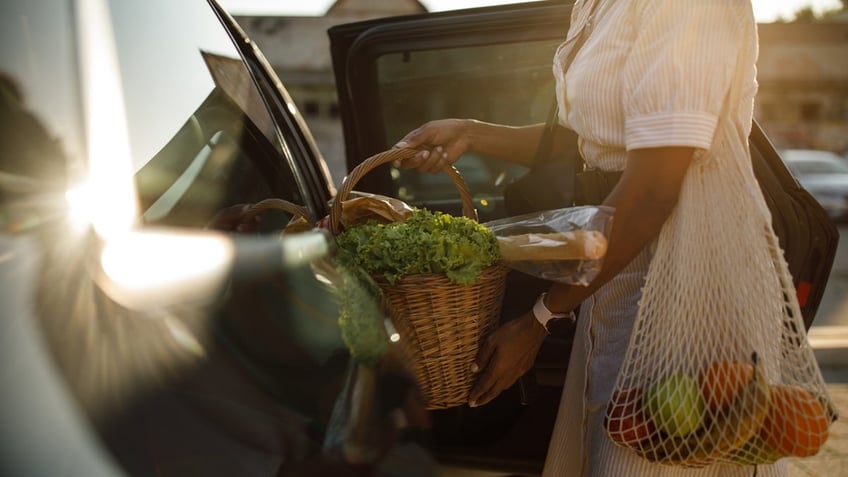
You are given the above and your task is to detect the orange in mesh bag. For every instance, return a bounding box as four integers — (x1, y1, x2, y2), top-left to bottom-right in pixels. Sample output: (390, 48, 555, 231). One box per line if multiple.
(758, 384, 830, 458)
(603, 148, 836, 468)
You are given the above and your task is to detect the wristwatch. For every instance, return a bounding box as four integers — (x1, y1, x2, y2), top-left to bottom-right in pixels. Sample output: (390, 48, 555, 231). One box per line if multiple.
(532, 293, 576, 333)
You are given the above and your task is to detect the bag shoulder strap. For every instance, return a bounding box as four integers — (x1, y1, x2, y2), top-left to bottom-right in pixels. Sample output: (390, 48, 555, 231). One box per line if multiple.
(532, 99, 564, 167)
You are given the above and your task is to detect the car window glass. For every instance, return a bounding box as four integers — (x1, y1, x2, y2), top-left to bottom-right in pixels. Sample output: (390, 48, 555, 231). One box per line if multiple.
(798, 161, 829, 174)
(785, 151, 848, 175)
(108, 0, 304, 230)
(375, 40, 561, 219)
(815, 160, 847, 174)
(3, 4, 367, 471)
(98, 4, 355, 464)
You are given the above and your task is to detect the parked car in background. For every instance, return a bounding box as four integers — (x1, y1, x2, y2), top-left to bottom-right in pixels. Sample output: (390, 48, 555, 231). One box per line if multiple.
(781, 149, 848, 222)
(0, 1, 836, 476)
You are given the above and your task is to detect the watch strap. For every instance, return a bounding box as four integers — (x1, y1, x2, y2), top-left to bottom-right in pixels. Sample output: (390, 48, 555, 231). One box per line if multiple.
(533, 292, 576, 333)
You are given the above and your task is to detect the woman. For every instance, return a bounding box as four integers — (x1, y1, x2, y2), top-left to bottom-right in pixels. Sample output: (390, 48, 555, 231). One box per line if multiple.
(393, 0, 787, 475)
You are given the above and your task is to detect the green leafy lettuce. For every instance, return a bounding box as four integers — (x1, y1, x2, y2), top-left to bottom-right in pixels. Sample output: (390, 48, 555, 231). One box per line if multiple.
(334, 208, 500, 286)
(335, 264, 388, 367)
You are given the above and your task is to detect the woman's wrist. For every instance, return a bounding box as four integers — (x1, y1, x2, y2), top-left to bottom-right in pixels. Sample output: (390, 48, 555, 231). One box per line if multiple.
(524, 308, 552, 337)
(531, 292, 577, 334)
(463, 118, 489, 153)
(465, 120, 543, 166)
(542, 287, 579, 315)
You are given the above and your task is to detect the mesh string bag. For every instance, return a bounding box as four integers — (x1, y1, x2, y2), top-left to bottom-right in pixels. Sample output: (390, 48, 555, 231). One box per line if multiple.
(603, 126, 836, 467)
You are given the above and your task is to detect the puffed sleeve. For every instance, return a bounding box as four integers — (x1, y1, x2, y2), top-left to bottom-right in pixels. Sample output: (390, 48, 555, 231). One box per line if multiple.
(622, 0, 753, 151)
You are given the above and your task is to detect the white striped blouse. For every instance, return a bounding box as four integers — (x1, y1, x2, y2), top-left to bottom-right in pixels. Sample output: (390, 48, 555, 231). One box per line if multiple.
(554, 0, 759, 171)
(542, 1, 787, 476)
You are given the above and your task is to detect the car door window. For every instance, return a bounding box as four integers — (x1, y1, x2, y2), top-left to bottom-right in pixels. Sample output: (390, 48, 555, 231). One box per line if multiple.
(374, 39, 562, 219)
(108, 0, 304, 230)
(101, 2, 352, 459)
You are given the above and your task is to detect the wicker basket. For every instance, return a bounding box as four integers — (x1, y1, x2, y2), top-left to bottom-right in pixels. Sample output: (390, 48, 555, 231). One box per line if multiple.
(244, 198, 309, 220)
(329, 148, 509, 410)
(242, 198, 310, 233)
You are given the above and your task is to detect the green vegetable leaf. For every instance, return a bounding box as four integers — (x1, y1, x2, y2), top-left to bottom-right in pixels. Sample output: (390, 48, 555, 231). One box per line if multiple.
(335, 264, 388, 367)
(334, 208, 499, 286)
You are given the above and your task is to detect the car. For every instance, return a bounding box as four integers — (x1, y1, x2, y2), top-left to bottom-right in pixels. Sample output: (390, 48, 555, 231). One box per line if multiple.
(780, 149, 848, 222)
(1, 1, 428, 476)
(0, 1, 834, 476)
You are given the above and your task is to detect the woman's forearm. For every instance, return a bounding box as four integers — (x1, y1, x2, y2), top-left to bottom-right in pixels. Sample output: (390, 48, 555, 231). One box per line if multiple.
(393, 118, 574, 172)
(463, 120, 547, 167)
(542, 147, 696, 314)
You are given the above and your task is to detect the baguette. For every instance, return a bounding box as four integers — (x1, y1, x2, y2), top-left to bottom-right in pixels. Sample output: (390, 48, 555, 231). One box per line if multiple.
(497, 230, 608, 261)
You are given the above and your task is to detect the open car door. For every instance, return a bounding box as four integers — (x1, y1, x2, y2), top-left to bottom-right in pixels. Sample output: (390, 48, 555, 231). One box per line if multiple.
(329, 2, 575, 474)
(327, 0, 837, 474)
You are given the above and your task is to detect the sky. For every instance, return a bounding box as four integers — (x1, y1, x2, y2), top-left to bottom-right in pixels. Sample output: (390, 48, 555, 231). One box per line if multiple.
(218, 0, 844, 23)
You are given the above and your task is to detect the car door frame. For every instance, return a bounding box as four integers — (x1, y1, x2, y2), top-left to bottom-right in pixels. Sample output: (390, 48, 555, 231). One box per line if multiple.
(209, 0, 336, 221)
(327, 2, 823, 475)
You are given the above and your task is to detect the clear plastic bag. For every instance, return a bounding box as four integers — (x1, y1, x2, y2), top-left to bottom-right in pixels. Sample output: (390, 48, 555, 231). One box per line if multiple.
(483, 205, 614, 286)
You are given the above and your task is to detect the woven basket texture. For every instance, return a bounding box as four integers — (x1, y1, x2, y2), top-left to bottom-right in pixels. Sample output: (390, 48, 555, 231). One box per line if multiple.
(331, 148, 507, 409)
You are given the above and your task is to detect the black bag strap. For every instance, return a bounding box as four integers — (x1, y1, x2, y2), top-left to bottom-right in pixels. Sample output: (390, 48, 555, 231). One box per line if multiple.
(530, 98, 583, 176)
(531, 99, 565, 167)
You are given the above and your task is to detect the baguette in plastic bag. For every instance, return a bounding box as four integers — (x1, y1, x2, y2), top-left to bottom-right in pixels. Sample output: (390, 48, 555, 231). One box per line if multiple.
(484, 206, 614, 286)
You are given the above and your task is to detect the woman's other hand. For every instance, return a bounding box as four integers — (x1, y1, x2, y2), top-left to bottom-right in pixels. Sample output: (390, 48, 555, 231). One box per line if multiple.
(467, 310, 548, 408)
(392, 119, 473, 174)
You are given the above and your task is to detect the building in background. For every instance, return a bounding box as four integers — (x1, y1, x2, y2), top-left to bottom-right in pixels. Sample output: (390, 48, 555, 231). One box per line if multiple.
(235, 2, 848, 184)
(756, 22, 848, 154)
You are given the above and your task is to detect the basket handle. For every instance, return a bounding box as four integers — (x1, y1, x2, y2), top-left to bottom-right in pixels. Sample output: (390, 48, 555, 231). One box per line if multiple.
(329, 148, 477, 235)
(243, 198, 309, 222)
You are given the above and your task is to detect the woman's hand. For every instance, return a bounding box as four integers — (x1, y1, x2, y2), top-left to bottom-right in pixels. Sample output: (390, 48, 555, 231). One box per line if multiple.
(467, 310, 548, 408)
(393, 119, 550, 170)
(392, 119, 473, 174)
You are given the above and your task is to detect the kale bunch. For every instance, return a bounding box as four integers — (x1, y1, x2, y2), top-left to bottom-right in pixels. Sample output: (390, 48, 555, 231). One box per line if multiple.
(334, 208, 499, 285)
(336, 264, 388, 367)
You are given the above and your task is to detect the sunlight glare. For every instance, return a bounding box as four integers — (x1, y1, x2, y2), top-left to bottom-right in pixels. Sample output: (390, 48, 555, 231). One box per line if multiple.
(78, 0, 137, 240)
(65, 183, 93, 232)
(100, 231, 234, 308)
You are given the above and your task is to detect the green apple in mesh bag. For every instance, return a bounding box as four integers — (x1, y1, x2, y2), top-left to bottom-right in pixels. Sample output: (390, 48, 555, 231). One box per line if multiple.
(646, 372, 707, 437)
